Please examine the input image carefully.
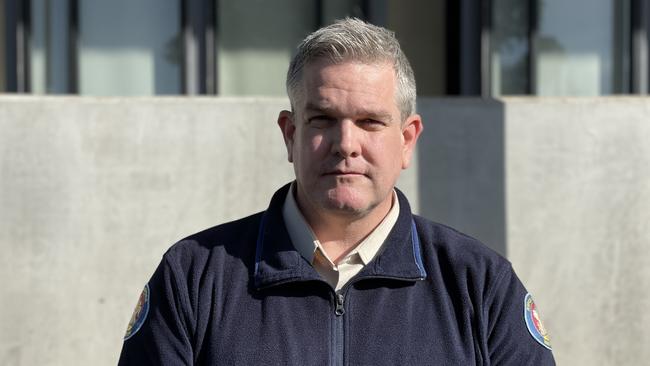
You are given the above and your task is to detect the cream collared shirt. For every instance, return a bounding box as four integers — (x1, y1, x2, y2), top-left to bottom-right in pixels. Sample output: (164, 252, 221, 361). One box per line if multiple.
(282, 183, 400, 291)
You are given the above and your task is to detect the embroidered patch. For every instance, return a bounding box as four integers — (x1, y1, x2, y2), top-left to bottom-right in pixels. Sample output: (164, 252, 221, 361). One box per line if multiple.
(524, 293, 552, 350)
(124, 284, 150, 340)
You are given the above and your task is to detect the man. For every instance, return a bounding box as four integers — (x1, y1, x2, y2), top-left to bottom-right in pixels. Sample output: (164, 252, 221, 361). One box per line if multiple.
(119, 18, 555, 365)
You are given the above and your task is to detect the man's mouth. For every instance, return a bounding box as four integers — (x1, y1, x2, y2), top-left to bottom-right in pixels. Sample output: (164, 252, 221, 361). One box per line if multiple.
(323, 170, 365, 177)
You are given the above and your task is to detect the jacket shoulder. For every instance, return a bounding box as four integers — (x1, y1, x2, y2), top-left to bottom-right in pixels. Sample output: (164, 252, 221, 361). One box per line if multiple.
(162, 211, 264, 272)
(412, 215, 511, 276)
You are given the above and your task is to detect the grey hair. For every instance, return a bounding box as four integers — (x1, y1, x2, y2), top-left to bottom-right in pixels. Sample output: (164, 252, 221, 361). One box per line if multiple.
(286, 18, 417, 120)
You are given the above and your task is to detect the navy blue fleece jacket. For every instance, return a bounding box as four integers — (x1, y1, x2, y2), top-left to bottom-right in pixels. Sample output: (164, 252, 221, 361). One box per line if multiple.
(118, 184, 555, 365)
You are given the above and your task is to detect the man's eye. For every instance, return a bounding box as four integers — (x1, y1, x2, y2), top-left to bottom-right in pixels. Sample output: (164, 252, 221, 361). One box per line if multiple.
(308, 116, 335, 128)
(359, 119, 385, 129)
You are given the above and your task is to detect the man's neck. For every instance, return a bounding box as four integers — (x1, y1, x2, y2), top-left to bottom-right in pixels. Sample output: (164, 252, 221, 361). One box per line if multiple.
(296, 193, 393, 264)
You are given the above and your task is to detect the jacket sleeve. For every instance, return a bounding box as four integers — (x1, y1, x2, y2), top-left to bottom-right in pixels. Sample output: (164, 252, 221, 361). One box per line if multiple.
(118, 255, 194, 365)
(485, 265, 556, 365)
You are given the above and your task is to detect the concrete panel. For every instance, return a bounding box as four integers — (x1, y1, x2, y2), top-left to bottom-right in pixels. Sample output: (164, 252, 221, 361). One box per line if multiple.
(0, 96, 296, 365)
(417, 98, 507, 256)
(505, 98, 650, 366)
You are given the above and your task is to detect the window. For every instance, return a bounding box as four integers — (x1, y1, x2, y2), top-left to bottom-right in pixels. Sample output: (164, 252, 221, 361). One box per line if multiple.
(0, 0, 6, 91)
(215, 0, 317, 95)
(78, 0, 181, 95)
(386, 0, 446, 96)
(534, 0, 630, 95)
(492, 0, 635, 96)
(30, 0, 72, 93)
(491, 0, 530, 95)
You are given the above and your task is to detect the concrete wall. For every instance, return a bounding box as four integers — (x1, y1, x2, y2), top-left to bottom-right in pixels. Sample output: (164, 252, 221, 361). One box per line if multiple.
(0, 96, 648, 365)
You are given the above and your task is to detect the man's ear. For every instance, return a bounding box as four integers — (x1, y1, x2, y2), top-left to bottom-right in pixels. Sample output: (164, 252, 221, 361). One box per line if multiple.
(277, 110, 295, 163)
(401, 114, 423, 169)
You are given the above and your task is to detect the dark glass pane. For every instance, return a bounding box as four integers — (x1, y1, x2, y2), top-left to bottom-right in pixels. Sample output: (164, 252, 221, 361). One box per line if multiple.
(216, 0, 317, 95)
(78, 0, 181, 96)
(534, 0, 630, 95)
(492, 0, 530, 95)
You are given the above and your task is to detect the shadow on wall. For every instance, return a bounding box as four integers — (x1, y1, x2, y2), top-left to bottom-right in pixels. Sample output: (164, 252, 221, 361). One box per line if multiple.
(416, 99, 506, 257)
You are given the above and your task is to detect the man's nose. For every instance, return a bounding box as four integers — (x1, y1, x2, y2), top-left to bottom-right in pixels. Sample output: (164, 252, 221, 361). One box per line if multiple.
(331, 119, 361, 158)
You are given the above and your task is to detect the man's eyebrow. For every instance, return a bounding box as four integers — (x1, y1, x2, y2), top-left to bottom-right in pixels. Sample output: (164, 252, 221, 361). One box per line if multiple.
(304, 102, 332, 113)
(304, 103, 393, 122)
(364, 111, 393, 123)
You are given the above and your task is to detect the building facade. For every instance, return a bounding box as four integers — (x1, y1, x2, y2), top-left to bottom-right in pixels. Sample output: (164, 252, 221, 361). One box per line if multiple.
(2, 0, 649, 97)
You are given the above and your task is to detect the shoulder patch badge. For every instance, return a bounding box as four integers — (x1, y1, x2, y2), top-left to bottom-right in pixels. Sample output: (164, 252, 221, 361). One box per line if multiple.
(524, 293, 552, 350)
(124, 284, 150, 341)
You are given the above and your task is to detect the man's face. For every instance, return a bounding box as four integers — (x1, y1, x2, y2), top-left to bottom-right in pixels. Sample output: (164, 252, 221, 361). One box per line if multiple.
(278, 59, 422, 220)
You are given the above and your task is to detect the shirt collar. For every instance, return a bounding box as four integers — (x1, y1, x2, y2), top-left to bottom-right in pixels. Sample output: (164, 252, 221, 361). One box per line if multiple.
(282, 182, 400, 266)
(282, 182, 319, 263)
(253, 183, 427, 290)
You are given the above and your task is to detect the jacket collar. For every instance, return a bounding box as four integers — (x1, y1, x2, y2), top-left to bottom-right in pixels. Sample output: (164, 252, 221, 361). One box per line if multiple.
(253, 183, 427, 290)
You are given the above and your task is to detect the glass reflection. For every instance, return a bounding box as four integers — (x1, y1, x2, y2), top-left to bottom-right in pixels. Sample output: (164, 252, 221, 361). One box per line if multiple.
(78, 0, 181, 96)
(535, 0, 630, 95)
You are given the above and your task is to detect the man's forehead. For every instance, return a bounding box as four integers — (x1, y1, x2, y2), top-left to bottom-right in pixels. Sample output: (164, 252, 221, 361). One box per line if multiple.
(301, 60, 396, 97)
(302, 58, 394, 80)
(303, 101, 394, 122)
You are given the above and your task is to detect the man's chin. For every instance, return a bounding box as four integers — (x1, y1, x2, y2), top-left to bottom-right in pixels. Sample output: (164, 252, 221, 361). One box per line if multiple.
(326, 201, 365, 213)
(322, 191, 374, 217)
(326, 187, 364, 207)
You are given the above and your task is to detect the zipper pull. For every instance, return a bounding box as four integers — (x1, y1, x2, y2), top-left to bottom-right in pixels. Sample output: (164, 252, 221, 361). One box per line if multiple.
(335, 293, 345, 316)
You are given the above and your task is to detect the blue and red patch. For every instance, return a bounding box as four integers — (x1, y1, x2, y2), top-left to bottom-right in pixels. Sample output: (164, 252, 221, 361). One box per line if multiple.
(124, 284, 150, 341)
(524, 293, 552, 350)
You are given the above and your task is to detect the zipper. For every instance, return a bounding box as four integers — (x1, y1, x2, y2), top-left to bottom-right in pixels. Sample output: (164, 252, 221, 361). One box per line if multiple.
(335, 293, 345, 315)
(330, 274, 424, 366)
(332, 292, 345, 366)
